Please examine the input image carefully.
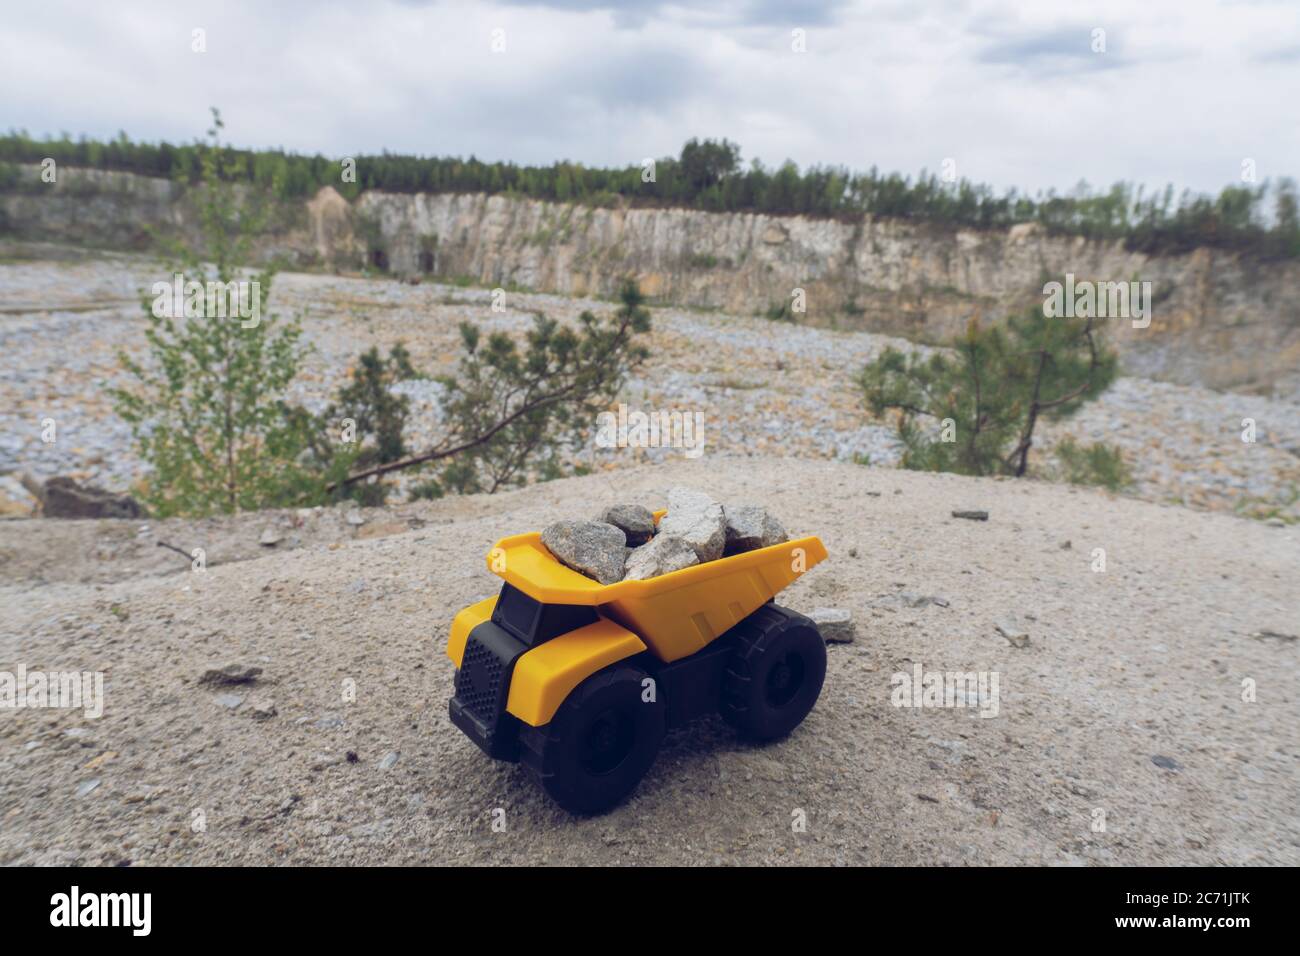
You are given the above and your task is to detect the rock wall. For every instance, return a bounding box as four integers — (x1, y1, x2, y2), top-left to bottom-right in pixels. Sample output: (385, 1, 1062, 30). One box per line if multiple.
(1, 168, 186, 250)
(5, 166, 1298, 396)
(0, 167, 308, 262)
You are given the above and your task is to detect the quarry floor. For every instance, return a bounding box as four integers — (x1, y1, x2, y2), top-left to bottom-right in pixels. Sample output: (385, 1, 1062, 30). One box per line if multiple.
(2, 254, 1298, 522)
(1, 458, 1296, 865)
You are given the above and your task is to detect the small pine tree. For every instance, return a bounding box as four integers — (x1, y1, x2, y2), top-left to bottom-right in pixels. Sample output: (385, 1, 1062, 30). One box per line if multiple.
(111, 110, 323, 516)
(296, 344, 420, 506)
(330, 343, 418, 465)
(862, 309, 1118, 478)
(329, 280, 651, 497)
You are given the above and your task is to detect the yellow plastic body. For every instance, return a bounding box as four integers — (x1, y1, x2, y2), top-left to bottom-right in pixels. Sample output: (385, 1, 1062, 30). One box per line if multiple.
(447, 592, 649, 727)
(505, 618, 646, 726)
(446, 513, 827, 726)
(447, 595, 496, 668)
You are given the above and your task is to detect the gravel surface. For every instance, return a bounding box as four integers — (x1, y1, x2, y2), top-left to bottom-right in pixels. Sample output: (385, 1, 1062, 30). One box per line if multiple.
(2, 255, 1298, 521)
(1, 458, 1296, 866)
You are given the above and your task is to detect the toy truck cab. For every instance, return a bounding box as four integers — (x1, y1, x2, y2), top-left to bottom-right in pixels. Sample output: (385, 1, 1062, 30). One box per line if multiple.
(447, 521, 829, 814)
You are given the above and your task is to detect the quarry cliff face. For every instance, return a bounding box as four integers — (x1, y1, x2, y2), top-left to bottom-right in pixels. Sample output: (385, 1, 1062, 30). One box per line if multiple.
(6, 169, 1299, 396)
(344, 189, 1298, 396)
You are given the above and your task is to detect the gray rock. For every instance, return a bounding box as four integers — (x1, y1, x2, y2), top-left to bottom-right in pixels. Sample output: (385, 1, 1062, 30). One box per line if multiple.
(623, 534, 699, 581)
(723, 504, 789, 554)
(198, 664, 263, 687)
(377, 751, 400, 770)
(75, 779, 101, 798)
(259, 527, 282, 547)
(996, 621, 1030, 648)
(42, 476, 146, 520)
(598, 504, 657, 546)
(952, 510, 990, 521)
(809, 607, 855, 644)
(541, 520, 627, 584)
(1252, 630, 1298, 643)
(214, 693, 244, 710)
(249, 697, 278, 720)
(1151, 754, 1183, 772)
(658, 487, 726, 562)
(346, 510, 366, 526)
(900, 592, 950, 608)
(314, 714, 345, 730)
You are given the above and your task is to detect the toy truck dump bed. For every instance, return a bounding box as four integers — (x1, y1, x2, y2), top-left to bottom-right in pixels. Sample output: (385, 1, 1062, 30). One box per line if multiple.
(479, 528, 828, 662)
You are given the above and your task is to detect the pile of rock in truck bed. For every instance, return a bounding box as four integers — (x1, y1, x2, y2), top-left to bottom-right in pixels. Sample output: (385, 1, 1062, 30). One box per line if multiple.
(540, 487, 789, 584)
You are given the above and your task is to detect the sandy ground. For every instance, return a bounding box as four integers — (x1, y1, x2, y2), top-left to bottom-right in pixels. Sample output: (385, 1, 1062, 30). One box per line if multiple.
(0, 457, 1297, 866)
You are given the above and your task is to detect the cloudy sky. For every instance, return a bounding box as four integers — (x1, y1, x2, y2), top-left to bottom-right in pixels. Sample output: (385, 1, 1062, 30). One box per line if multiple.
(4, 0, 1297, 195)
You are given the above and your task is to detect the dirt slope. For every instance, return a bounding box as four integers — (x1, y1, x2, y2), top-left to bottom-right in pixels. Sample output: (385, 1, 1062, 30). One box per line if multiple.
(1, 458, 1296, 866)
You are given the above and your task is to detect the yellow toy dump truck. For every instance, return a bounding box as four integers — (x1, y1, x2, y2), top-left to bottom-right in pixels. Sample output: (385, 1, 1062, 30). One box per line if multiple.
(447, 514, 829, 814)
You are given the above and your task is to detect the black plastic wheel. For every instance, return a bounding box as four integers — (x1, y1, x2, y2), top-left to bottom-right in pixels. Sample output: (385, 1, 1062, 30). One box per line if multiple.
(720, 604, 826, 741)
(519, 664, 664, 815)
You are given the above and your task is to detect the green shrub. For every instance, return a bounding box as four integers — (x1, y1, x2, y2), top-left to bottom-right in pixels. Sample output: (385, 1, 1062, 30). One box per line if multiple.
(1053, 436, 1134, 491)
(764, 300, 797, 322)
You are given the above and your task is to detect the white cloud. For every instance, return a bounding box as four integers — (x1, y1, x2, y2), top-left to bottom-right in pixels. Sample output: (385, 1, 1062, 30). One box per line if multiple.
(2, 0, 1294, 194)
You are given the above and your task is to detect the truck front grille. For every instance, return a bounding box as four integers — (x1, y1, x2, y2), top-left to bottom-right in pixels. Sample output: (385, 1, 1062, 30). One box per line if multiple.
(456, 637, 505, 723)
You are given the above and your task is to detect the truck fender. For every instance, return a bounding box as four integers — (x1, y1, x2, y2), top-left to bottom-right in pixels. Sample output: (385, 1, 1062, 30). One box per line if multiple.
(448, 595, 497, 668)
(506, 617, 646, 727)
